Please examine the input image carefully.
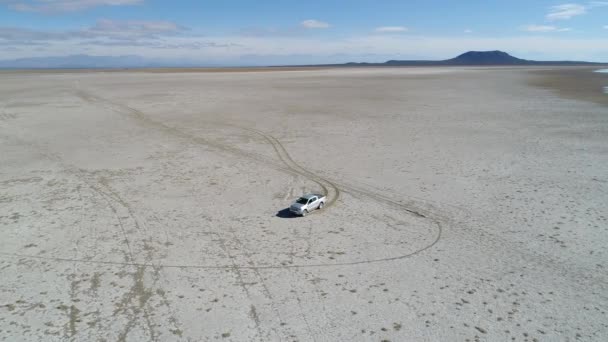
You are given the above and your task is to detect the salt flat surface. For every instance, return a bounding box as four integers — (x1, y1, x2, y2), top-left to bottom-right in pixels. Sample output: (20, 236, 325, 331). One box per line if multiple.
(1, 67, 607, 341)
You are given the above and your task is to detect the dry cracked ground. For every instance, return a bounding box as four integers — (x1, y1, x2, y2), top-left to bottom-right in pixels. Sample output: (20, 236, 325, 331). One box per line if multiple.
(0, 67, 607, 341)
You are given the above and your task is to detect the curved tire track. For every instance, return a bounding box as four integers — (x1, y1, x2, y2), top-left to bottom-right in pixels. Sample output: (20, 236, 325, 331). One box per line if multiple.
(0, 90, 445, 269)
(237, 126, 340, 209)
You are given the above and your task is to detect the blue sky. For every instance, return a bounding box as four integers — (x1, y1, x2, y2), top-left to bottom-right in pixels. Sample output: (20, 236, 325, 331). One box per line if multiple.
(1, 0, 607, 65)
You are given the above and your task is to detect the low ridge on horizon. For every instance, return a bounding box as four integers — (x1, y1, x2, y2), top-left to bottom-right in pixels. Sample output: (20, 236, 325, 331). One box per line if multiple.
(0, 50, 606, 69)
(341, 50, 606, 67)
(382, 50, 525, 65)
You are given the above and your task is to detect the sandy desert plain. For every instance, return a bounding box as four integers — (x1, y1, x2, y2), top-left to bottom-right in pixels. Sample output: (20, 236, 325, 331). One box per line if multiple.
(0, 66, 607, 342)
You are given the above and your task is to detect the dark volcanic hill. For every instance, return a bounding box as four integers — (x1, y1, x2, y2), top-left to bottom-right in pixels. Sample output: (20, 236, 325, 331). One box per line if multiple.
(444, 50, 528, 65)
(337, 51, 604, 67)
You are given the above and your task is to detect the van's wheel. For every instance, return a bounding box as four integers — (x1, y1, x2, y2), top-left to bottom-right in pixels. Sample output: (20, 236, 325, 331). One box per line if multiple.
(302, 209, 308, 217)
(319, 202, 324, 210)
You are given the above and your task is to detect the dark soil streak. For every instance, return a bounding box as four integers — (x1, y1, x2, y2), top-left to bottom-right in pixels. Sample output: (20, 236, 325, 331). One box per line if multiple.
(529, 68, 608, 107)
(214, 234, 266, 341)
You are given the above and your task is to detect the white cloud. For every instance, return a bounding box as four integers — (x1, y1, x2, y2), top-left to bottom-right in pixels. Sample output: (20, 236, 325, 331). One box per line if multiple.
(521, 25, 572, 32)
(2, 22, 608, 64)
(589, 1, 608, 7)
(2, 0, 142, 12)
(300, 19, 330, 29)
(375, 26, 408, 33)
(0, 27, 67, 40)
(604, 25, 608, 29)
(464, 29, 473, 33)
(544, 2, 608, 21)
(546, 3, 587, 20)
(90, 19, 184, 37)
(0, 19, 186, 43)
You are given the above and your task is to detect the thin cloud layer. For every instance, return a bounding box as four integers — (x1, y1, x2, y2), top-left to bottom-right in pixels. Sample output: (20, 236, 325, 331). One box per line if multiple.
(0, 19, 188, 45)
(300, 20, 330, 29)
(3, 29, 608, 64)
(547, 4, 587, 20)
(90, 19, 185, 38)
(522, 25, 571, 32)
(0, 3, 607, 63)
(546, 2, 608, 21)
(1, 0, 141, 12)
(240, 19, 331, 36)
(375, 26, 408, 33)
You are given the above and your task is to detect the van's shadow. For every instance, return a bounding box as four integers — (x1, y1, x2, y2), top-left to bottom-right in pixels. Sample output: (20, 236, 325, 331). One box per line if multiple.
(276, 208, 298, 219)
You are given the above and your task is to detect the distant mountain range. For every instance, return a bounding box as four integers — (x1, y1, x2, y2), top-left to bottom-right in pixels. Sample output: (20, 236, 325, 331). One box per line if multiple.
(0, 54, 153, 69)
(0, 51, 605, 69)
(334, 51, 605, 67)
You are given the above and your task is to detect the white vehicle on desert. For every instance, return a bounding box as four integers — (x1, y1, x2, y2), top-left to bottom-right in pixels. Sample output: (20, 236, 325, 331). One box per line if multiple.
(289, 194, 326, 216)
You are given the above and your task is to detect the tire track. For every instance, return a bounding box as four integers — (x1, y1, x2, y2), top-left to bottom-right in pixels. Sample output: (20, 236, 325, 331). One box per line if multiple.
(224, 228, 293, 341)
(237, 127, 340, 209)
(214, 234, 267, 341)
(238, 127, 442, 220)
(0, 134, 171, 341)
(75, 90, 340, 211)
(76, 89, 433, 220)
(73, 91, 292, 176)
(0, 89, 445, 269)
